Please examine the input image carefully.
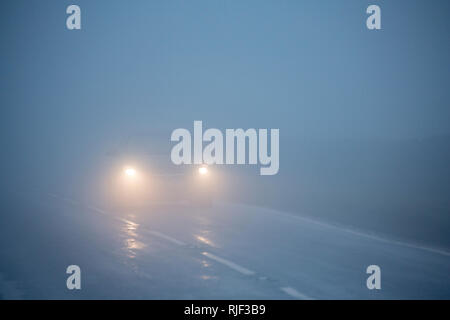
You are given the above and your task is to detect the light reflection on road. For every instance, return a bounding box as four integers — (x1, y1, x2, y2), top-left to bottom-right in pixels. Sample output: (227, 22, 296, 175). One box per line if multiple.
(121, 215, 146, 259)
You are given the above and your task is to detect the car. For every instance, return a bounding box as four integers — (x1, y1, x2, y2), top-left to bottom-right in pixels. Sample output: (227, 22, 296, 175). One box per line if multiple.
(99, 132, 214, 211)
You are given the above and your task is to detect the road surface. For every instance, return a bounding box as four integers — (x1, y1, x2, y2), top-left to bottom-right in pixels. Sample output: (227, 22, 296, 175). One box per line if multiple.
(1, 191, 449, 299)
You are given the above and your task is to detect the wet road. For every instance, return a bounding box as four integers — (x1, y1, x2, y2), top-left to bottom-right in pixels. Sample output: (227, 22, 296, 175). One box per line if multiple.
(1, 192, 449, 299)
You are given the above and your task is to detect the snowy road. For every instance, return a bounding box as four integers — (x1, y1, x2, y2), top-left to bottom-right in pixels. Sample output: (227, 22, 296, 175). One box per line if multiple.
(1, 192, 449, 299)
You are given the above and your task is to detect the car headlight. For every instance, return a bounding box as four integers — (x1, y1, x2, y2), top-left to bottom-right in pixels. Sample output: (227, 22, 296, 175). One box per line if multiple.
(198, 166, 208, 176)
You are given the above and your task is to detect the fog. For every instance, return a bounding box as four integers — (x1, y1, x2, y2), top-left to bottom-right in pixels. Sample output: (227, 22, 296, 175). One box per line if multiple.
(1, 0, 450, 299)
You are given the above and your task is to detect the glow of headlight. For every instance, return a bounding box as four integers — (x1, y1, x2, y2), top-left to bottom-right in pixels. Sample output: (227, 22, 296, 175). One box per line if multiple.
(124, 167, 137, 177)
